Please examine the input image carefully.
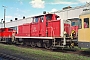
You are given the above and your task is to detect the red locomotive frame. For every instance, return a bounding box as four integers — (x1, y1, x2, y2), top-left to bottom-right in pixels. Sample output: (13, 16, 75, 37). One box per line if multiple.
(0, 13, 78, 49)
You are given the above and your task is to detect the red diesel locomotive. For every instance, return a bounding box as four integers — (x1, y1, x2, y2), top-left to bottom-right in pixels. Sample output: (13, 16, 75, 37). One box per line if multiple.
(0, 13, 78, 49)
(0, 28, 16, 43)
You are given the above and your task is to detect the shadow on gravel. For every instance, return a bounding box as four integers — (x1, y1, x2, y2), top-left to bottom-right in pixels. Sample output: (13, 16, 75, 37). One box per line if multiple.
(79, 51, 90, 57)
(52, 48, 77, 52)
(52, 48, 90, 57)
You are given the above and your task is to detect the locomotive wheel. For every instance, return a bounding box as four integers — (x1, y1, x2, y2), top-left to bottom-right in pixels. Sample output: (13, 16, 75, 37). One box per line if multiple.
(44, 43, 52, 49)
(30, 42, 36, 47)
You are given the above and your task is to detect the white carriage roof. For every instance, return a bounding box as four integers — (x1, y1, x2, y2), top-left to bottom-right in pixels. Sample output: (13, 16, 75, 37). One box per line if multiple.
(80, 10, 90, 15)
(4, 3, 90, 24)
(50, 3, 90, 13)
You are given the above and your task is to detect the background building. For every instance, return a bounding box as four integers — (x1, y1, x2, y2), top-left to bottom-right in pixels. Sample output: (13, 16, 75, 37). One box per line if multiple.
(0, 3, 90, 32)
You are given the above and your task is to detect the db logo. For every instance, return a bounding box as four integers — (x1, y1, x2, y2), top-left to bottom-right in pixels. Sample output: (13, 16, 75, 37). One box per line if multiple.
(33, 27, 37, 32)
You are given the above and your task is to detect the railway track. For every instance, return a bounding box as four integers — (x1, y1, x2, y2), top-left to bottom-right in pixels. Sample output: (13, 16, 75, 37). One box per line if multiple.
(15, 43, 90, 57)
(0, 42, 90, 58)
(0, 53, 23, 60)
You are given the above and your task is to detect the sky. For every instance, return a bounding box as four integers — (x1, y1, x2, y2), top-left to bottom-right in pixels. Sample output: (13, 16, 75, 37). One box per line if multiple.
(0, 0, 90, 22)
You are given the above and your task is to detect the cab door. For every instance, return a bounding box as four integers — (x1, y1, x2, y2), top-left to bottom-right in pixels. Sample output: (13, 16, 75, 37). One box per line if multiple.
(39, 16, 46, 37)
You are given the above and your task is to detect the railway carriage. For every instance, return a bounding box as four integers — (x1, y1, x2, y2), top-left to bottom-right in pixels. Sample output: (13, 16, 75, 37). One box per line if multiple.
(78, 10, 90, 48)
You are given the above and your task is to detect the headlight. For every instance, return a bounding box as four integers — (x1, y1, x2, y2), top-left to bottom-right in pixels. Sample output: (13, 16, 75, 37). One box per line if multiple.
(64, 31, 67, 35)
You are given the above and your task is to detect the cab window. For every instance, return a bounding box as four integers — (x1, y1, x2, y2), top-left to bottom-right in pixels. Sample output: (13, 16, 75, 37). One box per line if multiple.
(71, 22, 75, 26)
(32, 17, 39, 23)
(46, 15, 52, 21)
(35, 17, 38, 23)
(0, 29, 5, 32)
(8, 29, 13, 31)
(40, 16, 44, 22)
(84, 18, 89, 28)
(78, 19, 82, 29)
(0, 29, 3, 32)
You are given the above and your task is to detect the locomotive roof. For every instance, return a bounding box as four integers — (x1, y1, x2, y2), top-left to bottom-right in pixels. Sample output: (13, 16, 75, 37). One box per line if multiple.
(32, 13, 57, 18)
(0, 28, 13, 29)
(80, 10, 90, 16)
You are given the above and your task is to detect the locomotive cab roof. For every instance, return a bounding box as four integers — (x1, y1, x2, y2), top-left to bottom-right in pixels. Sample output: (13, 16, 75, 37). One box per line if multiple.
(0, 28, 13, 30)
(32, 13, 59, 18)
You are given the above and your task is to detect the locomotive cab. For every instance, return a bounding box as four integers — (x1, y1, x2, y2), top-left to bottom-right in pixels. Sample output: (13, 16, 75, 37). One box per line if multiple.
(32, 14, 59, 23)
(68, 19, 81, 38)
(31, 14, 60, 37)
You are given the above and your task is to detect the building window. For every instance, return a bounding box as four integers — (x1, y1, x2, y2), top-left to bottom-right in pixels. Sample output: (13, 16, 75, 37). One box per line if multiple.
(84, 18, 89, 28)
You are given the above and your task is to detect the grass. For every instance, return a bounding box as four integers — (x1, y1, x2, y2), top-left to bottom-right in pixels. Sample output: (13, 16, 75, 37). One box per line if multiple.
(0, 44, 90, 60)
(73, 46, 90, 51)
